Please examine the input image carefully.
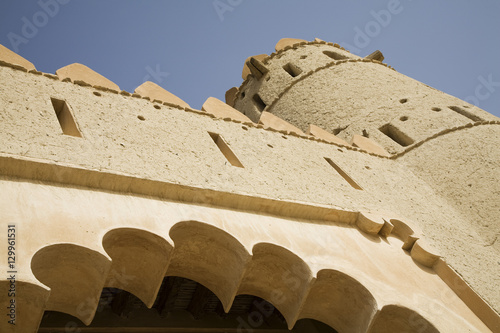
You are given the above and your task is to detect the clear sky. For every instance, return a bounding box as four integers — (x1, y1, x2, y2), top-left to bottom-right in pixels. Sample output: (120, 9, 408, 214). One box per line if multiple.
(1, 0, 499, 117)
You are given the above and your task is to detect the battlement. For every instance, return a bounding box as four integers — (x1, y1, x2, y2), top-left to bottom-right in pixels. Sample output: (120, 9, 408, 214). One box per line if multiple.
(231, 38, 498, 154)
(0, 40, 499, 332)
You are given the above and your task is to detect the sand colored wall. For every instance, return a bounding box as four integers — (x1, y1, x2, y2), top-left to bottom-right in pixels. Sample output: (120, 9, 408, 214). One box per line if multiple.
(399, 124, 500, 311)
(0, 179, 492, 332)
(232, 42, 497, 154)
(0, 41, 499, 332)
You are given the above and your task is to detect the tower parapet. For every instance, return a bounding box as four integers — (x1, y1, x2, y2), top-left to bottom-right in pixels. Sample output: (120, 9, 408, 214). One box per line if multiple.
(0, 40, 499, 332)
(231, 38, 498, 153)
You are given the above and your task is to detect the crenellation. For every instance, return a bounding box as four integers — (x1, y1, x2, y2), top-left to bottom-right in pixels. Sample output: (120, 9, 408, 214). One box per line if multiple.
(242, 54, 267, 79)
(1, 38, 499, 332)
(1, 57, 385, 155)
(0, 44, 36, 71)
(56, 63, 120, 91)
(202, 97, 253, 123)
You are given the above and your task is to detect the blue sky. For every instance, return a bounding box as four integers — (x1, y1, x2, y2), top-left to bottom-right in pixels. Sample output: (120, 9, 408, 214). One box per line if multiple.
(1, 0, 499, 116)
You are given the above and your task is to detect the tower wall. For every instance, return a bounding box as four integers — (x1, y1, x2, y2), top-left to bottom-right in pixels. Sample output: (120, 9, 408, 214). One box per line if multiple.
(1, 40, 499, 332)
(233, 42, 497, 153)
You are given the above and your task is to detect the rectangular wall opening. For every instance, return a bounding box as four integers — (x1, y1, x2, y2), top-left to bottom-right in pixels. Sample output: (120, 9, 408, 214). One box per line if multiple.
(282, 63, 302, 77)
(51, 98, 82, 137)
(324, 157, 363, 190)
(323, 50, 349, 60)
(379, 123, 414, 147)
(448, 106, 483, 122)
(208, 132, 244, 168)
(253, 94, 267, 112)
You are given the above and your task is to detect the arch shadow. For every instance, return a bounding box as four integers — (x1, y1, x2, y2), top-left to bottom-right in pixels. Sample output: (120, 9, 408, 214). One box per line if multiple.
(167, 220, 251, 312)
(298, 269, 378, 333)
(367, 304, 439, 333)
(31, 243, 111, 325)
(102, 227, 173, 307)
(238, 242, 313, 329)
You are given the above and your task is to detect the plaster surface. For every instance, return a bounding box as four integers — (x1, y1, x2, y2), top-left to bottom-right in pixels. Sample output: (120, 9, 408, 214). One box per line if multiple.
(0, 39, 499, 332)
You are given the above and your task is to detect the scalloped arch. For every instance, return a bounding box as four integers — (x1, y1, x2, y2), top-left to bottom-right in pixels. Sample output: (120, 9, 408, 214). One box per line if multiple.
(298, 268, 378, 333)
(167, 220, 251, 312)
(238, 242, 313, 329)
(102, 227, 173, 307)
(27, 221, 456, 332)
(367, 304, 439, 333)
(0, 279, 49, 332)
(31, 243, 111, 325)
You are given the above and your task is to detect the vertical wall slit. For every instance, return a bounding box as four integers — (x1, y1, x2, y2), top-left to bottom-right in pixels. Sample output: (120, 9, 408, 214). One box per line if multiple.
(379, 123, 414, 147)
(50, 98, 82, 137)
(324, 157, 363, 190)
(448, 106, 483, 122)
(208, 132, 244, 168)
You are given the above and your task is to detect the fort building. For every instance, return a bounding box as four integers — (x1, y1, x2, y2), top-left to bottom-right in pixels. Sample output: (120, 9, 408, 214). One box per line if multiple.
(0, 38, 499, 332)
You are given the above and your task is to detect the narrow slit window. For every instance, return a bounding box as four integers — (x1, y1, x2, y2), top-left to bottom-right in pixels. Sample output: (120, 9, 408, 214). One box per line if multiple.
(253, 94, 266, 112)
(323, 50, 349, 60)
(282, 63, 302, 77)
(324, 157, 362, 190)
(208, 132, 244, 168)
(379, 123, 414, 147)
(448, 106, 483, 122)
(50, 98, 82, 137)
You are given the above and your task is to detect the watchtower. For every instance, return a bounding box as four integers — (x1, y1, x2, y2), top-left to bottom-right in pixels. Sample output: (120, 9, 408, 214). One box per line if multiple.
(230, 38, 496, 153)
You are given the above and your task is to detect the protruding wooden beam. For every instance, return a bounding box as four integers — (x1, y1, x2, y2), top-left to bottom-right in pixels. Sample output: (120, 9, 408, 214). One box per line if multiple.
(245, 56, 269, 80)
(365, 50, 384, 62)
(242, 54, 267, 79)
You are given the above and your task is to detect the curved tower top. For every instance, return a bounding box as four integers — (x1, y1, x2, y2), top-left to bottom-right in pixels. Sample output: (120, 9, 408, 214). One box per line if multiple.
(230, 38, 497, 153)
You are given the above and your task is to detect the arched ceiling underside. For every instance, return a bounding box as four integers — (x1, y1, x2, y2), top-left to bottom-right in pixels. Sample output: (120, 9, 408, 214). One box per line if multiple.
(0, 179, 495, 332)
